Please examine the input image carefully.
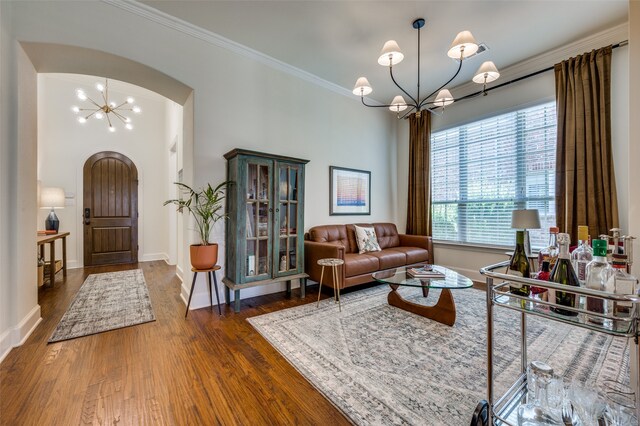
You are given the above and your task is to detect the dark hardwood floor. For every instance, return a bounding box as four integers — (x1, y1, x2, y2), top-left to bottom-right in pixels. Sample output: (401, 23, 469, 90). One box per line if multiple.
(0, 261, 350, 425)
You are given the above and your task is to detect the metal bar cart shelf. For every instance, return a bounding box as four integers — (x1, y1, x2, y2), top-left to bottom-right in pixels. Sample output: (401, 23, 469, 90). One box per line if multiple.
(477, 260, 640, 425)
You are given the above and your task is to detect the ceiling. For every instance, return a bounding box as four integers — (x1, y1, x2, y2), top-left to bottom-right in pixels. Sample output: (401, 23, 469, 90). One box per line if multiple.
(140, 1, 628, 104)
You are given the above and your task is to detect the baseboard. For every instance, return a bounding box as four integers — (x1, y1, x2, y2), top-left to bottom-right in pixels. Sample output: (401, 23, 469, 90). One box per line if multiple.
(140, 253, 169, 262)
(0, 305, 42, 364)
(176, 264, 183, 281)
(67, 260, 81, 269)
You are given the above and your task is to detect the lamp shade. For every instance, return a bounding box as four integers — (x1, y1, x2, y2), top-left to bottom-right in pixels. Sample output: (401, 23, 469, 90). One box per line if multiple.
(447, 31, 479, 59)
(434, 89, 454, 107)
(40, 187, 65, 209)
(511, 209, 541, 229)
(378, 40, 404, 66)
(352, 77, 373, 96)
(473, 61, 500, 84)
(389, 95, 408, 112)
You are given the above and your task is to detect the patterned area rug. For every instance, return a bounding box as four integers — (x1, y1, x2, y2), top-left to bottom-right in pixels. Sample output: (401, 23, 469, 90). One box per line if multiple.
(49, 269, 155, 343)
(248, 285, 629, 425)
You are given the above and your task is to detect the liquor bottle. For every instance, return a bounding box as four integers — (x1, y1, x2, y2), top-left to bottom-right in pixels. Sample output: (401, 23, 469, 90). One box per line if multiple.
(531, 261, 550, 301)
(549, 233, 580, 316)
(571, 225, 593, 284)
(584, 239, 613, 325)
(605, 254, 639, 318)
(538, 227, 559, 270)
(508, 230, 530, 296)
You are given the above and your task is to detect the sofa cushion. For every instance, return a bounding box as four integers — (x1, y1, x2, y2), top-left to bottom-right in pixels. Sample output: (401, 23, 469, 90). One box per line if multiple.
(354, 225, 381, 254)
(373, 223, 401, 249)
(343, 253, 380, 276)
(388, 246, 430, 264)
(368, 249, 407, 270)
(308, 224, 352, 252)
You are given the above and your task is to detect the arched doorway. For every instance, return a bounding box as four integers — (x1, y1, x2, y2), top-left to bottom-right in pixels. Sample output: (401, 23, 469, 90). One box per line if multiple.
(83, 151, 138, 266)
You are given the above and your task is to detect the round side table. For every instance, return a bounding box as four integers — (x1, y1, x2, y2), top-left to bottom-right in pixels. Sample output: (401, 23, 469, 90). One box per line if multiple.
(316, 258, 344, 311)
(186, 265, 222, 318)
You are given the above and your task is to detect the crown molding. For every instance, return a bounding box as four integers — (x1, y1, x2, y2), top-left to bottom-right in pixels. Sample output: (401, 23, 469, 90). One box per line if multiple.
(101, 0, 356, 100)
(452, 22, 629, 97)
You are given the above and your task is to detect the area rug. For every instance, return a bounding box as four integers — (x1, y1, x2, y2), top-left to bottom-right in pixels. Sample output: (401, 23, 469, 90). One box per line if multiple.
(49, 269, 155, 343)
(248, 285, 629, 425)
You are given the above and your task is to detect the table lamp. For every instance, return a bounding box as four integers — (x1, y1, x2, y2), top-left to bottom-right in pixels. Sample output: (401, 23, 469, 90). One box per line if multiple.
(511, 209, 541, 256)
(40, 187, 65, 232)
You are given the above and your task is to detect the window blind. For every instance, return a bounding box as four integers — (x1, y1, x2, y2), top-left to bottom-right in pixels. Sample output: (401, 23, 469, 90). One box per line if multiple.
(430, 102, 557, 249)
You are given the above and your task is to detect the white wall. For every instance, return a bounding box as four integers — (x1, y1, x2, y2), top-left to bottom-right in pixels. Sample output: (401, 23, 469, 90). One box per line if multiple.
(37, 74, 179, 267)
(397, 26, 630, 281)
(1, 0, 396, 330)
(629, 2, 640, 269)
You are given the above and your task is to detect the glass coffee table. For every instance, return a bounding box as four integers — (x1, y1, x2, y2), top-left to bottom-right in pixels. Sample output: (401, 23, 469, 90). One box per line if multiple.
(372, 265, 473, 326)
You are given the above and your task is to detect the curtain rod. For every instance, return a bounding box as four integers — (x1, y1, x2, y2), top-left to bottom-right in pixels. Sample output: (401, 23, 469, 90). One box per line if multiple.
(450, 40, 629, 104)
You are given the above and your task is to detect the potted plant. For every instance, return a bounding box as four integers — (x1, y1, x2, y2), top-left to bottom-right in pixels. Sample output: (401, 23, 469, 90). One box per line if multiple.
(164, 181, 230, 269)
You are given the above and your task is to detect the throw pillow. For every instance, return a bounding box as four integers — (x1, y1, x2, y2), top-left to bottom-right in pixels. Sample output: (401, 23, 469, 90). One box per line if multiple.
(354, 225, 381, 254)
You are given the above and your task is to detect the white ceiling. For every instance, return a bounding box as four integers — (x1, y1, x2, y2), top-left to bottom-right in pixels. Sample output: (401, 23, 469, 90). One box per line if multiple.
(140, 0, 628, 104)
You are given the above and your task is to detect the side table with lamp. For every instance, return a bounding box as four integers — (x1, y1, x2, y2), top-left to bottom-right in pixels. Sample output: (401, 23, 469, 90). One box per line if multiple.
(38, 186, 67, 286)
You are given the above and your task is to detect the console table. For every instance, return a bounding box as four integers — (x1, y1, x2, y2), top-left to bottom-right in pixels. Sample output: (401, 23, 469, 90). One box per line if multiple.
(37, 232, 69, 286)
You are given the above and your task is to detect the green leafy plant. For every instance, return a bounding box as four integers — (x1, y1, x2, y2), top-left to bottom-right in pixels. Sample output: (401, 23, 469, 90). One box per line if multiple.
(164, 181, 230, 246)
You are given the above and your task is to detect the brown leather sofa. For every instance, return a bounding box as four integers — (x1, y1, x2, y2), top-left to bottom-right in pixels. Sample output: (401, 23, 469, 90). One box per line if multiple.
(304, 223, 433, 289)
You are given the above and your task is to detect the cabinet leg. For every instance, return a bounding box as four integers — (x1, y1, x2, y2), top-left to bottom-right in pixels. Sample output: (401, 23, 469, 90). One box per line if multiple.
(286, 280, 292, 297)
(300, 278, 306, 298)
(225, 286, 230, 305)
(234, 290, 241, 313)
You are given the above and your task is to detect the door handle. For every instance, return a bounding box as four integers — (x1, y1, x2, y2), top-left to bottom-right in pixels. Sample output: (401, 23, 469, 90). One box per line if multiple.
(84, 208, 91, 225)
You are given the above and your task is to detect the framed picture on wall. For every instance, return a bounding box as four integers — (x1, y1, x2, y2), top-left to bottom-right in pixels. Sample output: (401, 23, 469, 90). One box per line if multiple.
(329, 166, 371, 215)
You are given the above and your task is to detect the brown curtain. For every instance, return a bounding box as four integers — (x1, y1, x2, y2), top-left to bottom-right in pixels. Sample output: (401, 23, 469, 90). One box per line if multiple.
(554, 45, 618, 243)
(406, 111, 432, 236)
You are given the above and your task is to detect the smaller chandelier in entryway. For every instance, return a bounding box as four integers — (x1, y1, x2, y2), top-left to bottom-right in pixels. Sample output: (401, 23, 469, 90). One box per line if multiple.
(72, 79, 141, 132)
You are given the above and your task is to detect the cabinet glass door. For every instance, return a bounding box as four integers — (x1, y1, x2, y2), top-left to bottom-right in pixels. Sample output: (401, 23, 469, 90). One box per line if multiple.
(245, 160, 272, 281)
(274, 163, 302, 276)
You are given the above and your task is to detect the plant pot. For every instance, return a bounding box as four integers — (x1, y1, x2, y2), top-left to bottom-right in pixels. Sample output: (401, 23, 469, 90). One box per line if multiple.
(190, 244, 218, 270)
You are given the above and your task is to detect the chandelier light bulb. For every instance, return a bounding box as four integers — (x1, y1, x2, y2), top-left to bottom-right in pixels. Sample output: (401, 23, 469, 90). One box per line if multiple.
(109, 126, 116, 133)
(378, 40, 404, 66)
(95, 112, 104, 120)
(125, 117, 131, 123)
(95, 83, 104, 92)
(78, 117, 87, 124)
(389, 95, 408, 112)
(71, 106, 80, 113)
(109, 101, 117, 108)
(76, 90, 87, 101)
(132, 106, 141, 114)
(435, 89, 455, 107)
(126, 123, 133, 130)
(447, 30, 479, 59)
(472, 61, 500, 84)
(352, 77, 373, 96)
(126, 97, 134, 104)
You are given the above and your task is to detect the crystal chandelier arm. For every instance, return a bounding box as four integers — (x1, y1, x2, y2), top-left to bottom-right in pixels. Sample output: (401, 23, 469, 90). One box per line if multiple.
(83, 109, 100, 120)
(417, 59, 463, 109)
(105, 111, 114, 128)
(389, 66, 418, 107)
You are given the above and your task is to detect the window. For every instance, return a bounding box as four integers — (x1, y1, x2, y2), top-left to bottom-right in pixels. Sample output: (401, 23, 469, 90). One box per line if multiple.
(430, 102, 556, 249)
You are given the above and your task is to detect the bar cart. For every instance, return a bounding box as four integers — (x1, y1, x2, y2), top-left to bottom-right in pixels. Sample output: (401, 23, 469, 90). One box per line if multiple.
(477, 260, 640, 425)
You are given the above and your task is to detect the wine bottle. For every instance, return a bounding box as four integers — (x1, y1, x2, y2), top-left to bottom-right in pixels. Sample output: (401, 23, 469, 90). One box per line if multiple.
(549, 233, 580, 316)
(571, 225, 593, 284)
(538, 227, 559, 270)
(531, 261, 550, 301)
(584, 239, 613, 324)
(509, 230, 530, 296)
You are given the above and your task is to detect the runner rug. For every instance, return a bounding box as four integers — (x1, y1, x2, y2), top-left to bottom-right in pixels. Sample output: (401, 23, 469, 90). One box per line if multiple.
(248, 285, 629, 425)
(49, 269, 155, 343)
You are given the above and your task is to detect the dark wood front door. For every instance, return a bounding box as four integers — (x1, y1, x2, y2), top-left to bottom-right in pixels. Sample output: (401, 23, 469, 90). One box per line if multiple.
(83, 151, 138, 266)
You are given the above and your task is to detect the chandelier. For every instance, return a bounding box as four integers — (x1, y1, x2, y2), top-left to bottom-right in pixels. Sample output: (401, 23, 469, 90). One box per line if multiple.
(353, 18, 500, 118)
(72, 79, 141, 132)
